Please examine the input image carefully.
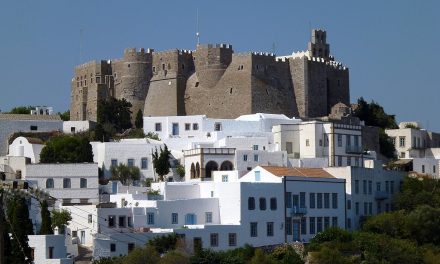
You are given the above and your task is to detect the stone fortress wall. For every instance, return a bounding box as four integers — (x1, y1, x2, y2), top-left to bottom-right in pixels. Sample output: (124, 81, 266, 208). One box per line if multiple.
(70, 29, 349, 122)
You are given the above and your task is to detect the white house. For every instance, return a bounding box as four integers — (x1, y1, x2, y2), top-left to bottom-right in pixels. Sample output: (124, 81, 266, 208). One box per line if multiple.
(24, 163, 100, 206)
(0, 113, 62, 156)
(28, 235, 73, 264)
(8, 136, 44, 163)
(240, 166, 346, 242)
(273, 121, 364, 167)
(386, 122, 440, 159)
(325, 162, 406, 230)
(412, 158, 440, 178)
(91, 138, 167, 181)
(63, 120, 96, 134)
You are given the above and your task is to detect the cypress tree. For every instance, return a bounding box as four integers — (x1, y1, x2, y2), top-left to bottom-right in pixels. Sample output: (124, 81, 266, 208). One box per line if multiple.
(38, 200, 53, 235)
(135, 109, 143, 129)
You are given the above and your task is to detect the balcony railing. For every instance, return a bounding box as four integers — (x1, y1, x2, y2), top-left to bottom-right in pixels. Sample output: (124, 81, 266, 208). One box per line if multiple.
(290, 206, 307, 216)
(346, 145, 364, 154)
(374, 191, 389, 200)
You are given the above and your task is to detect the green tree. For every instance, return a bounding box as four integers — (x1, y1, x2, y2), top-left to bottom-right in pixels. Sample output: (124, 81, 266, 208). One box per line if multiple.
(51, 209, 72, 234)
(405, 205, 440, 245)
(147, 233, 178, 254)
(97, 98, 132, 132)
(9, 106, 34, 114)
(6, 196, 34, 263)
(176, 165, 185, 178)
(152, 145, 171, 181)
(110, 164, 140, 185)
(58, 110, 70, 121)
(395, 177, 440, 211)
(270, 244, 304, 264)
(159, 250, 191, 264)
(362, 210, 408, 238)
(135, 109, 143, 129)
(122, 245, 159, 264)
(146, 132, 160, 140)
(353, 97, 398, 158)
(40, 134, 93, 163)
(309, 246, 352, 264)
(249, 248, 274, 264)
(38, 200, 53, 235)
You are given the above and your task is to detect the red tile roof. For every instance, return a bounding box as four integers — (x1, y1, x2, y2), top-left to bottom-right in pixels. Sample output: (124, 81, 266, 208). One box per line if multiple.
(261, 166, 335, 179)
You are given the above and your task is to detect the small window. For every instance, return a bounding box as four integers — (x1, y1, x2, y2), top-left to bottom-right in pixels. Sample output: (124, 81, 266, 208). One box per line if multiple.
(72, 231, 77, 237)
(155, 123, 162, 132)
(253, 154, 259, 162)
(118, 216, 126, 227)
(250, 222, 258, 237)
(110, 243, 116, 252)
(205, 212, 212, 223)
(127, 159, 134, 167)
(30, 125, 38, 131)
(270, 197, 277, 210)
(147, 212, 155, 225)
(243, 155, 248, 161)
(338, 135, 342, 147)
(248, 197, 255, 210)
(259, 198, 266, 210)
(422, 165, 425, 173)
(128, 243, 135, 252)
(306, 139, 310, 146)
(192, 123, 199, 130)
(195, 82, 199, 87)
(80, 178, 87, 188)
(108, 215, 116, 227)
(141, 158, 148, 169)
(228, 233, 237, 246)
(222, 175, 228, 182)
(48, 246, 54, 259)
(254, 171, 261, 182)
(172, 213, 178, 224)
(185, 123, 191, 131)
(88, 214, 92, 223)
(46, 178, 54, 189)
(266, 222, 274, 237)
(111, 159, 118, 167)
(63, 178, 71, 189)
(210, 233, 218, 247)
(253, 145, 258, 150)
(70, 127, 76, 133)
(214, 122, 222, 131)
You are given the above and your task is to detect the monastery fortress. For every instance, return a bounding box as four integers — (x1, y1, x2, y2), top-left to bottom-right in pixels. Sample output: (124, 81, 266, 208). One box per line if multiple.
(70, 29, 349, 122)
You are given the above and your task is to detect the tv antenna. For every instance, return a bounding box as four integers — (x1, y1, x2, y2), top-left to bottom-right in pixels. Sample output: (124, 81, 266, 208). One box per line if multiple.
(196, 8, 200, 46)
(80, 28, 83, 63)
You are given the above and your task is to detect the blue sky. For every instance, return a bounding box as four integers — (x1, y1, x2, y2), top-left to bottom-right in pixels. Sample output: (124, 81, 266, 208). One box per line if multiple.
(0, 0, 439, 130)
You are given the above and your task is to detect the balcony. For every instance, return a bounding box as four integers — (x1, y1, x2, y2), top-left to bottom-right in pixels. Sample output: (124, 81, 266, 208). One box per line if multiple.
(346, 145, 364, 154)
(290, 206, 307, 216)
(374, 191, 389, 200)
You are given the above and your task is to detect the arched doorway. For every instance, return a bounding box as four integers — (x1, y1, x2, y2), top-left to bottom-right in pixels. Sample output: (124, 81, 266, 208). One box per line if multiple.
(220, 160, 234, 171)
(204, 161, 218, 178)
(196, 162, 200, 178)
(190, 163, 196, 178)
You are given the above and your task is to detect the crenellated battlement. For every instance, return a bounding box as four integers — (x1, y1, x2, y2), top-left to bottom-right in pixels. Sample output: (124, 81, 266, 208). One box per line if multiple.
(124, 47, 154, 54)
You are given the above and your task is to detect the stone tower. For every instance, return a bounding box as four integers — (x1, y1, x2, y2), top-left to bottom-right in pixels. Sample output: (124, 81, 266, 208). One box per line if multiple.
(143, 49, 194, 116)
(194, 44, 233, 88)
(113, 48, 153, 121)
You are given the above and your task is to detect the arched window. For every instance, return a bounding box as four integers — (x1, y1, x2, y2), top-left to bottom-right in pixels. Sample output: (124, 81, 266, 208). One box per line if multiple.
(63, 178, 71, 189)
(190, 163, 196, 179)
(204, 161, 218, 178)
(46, 178, 54, 189)
(220, 161, 234, 171)
(196, 162, 200, 178)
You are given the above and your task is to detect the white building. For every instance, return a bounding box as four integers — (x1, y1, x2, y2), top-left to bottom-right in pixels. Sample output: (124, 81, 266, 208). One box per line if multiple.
(273, 121, 364, 167)
(8, 136, 44, 163)
(240, 166, 346, 242)
(0, 113, 62, 156)
(63, 120, 96, 134)
(91, 138, 166, 181)
(412, 158, 440, 178)
(386, 122, 440, 159)
(24, 163, 100, 206)
(30, 106, 54, 116)
(143, 113, 301, 151)
(325, 162, 405, 230)
(28, 235, 73, 264)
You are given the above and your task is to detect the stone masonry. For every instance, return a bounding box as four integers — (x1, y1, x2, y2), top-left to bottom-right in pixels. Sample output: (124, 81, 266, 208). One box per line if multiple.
(70, 29, 349, 122)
